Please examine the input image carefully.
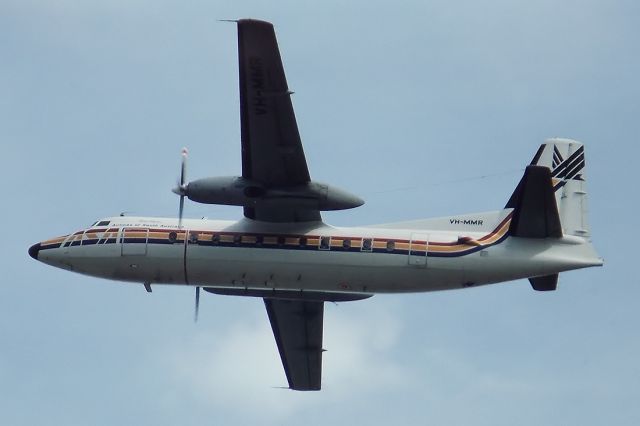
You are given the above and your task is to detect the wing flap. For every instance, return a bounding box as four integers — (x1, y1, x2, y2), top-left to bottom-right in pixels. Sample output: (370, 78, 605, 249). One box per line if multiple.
(264, 298, 324, 391)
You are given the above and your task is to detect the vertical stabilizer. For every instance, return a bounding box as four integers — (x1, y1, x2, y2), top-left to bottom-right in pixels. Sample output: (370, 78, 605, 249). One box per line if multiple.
(505, 166, 562, 238)
(529, 138, 590, 238)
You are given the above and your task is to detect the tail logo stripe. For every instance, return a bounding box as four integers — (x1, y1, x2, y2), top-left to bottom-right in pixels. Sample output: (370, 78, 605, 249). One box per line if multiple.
(530, 145, 546, 165)
(552, 145, 584, 178)
(553, 152, 584, 178)
(565, 160, 585, 181)
(552, 145, 564, 168)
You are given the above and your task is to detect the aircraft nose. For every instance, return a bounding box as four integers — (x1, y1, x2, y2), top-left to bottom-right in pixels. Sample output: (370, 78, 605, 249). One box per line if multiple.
(28, 243, 41, 260)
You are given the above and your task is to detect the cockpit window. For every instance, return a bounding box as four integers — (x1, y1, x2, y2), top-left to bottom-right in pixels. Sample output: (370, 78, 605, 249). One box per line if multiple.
(96, 220, 110, 227)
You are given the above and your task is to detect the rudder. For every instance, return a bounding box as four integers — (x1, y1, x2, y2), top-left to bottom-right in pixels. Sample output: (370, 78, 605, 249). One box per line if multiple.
(529, 138, 590, 238)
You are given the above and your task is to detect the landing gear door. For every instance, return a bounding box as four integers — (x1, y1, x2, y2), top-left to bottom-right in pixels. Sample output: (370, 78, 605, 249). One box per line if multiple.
(409, 233, 429, 267)
(121, 228, 148, 256)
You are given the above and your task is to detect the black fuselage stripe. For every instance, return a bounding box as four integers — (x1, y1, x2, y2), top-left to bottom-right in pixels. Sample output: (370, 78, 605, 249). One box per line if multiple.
(38, 236, 506, 258)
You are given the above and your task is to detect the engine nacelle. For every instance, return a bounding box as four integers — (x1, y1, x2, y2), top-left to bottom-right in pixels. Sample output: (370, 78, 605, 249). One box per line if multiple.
(185, 176, 364, 211)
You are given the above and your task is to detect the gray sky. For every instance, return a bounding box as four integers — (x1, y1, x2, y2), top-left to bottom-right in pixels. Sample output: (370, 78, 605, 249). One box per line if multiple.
(2, 0, 639, 425)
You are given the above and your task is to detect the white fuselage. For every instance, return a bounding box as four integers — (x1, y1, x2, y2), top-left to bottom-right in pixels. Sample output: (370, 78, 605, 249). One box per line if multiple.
(32, 211, 603, 295)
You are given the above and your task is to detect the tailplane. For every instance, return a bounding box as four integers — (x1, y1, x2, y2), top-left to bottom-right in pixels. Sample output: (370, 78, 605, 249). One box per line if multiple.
(529, 274, 558, 291)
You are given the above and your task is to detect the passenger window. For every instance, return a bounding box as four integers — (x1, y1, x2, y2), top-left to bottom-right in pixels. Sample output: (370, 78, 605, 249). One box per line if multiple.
(342, 239, 351, 249)
(299, 236, 307, 247)
(386, 241, 395, 252)
(361, 238, 373, 252)
(80, 231, 90, 246)
(319, 236, 331, 250)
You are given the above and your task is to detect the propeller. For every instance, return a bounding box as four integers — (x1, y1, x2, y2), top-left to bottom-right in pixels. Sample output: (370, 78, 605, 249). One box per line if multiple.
(172, 148, 189, 228)
(194, 286, 200, 322)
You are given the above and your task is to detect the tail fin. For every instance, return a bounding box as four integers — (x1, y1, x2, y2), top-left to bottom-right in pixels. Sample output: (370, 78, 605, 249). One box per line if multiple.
(505, 165, 562, 238)
(528, 138, 590, 238)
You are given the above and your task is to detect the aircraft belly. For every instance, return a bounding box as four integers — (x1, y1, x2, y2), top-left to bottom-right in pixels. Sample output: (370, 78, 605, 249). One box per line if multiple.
(186, 247, 376, 291)
(184, 246, 466, 293)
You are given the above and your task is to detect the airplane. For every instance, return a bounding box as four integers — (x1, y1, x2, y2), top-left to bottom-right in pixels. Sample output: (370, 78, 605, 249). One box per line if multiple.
(28, 19, 603, 391)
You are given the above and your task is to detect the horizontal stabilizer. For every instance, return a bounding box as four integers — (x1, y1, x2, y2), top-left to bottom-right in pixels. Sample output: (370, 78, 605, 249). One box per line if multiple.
(506, 165, 562, 238)
(529, 274, 558, 291)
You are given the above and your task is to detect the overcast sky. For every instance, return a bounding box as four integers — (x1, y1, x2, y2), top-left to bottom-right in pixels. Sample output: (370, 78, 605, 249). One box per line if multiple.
(2, 1, 639, 425)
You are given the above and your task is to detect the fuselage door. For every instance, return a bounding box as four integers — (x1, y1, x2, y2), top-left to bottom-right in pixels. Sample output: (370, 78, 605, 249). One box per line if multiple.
(408, 233, 429, 267)
(121, 228, 148, 256)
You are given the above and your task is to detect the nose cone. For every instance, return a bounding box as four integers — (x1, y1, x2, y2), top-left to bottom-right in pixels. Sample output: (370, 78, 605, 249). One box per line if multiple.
(28, 243, 41, 260)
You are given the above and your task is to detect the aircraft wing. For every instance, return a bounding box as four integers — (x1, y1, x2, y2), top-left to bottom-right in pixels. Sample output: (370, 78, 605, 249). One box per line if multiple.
(237, 19, 320, 222)
(264, 298, 324, 390)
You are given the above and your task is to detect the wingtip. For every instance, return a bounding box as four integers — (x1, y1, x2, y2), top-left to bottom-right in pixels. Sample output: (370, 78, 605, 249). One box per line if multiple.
(235, 18, 274, 27)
